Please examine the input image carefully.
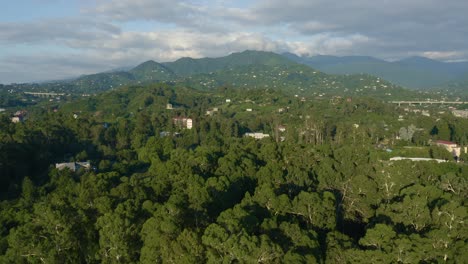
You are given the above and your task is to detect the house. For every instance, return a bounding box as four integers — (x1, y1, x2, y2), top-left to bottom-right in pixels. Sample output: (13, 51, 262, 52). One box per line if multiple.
(11, 116, 22, 123)
(11, 110, 27, 123)
(173, 117, 193, 129)
(278, 125, 286, 132)
(452, 110, 468, 118)
(436, 140, 467, 158)
(160, 131, 180, 137)
(245, 132, 269, 139)
(226, 99, 231, 103)
(186, 119, 193, 129)
(166, 103, 173, 110)
(206, 108, 219, 116)
(55, 162, 91, 172)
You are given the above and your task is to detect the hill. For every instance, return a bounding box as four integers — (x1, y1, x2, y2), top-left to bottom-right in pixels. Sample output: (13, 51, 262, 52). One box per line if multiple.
(129, 60, 176, 82)
(71, 71, 136, 93)
(163, 50, 295, 76)
(182, 63, 427, 100)
(434, 72, 468, 98)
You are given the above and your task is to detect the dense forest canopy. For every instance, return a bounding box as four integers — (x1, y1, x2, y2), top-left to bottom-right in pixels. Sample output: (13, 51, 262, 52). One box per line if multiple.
(1, 82, 467, 263)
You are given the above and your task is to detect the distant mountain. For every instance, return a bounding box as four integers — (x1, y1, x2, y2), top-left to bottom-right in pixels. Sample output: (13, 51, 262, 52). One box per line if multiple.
(163, 50, 295, 76)
(54, 51, 296, 93)
(284, 53, 468, 89)
(129, 60, 176, 82)
(14, 50, 450, 100)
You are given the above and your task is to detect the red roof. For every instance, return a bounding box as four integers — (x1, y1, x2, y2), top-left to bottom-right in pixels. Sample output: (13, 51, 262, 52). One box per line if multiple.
(436, 140, 457, 145)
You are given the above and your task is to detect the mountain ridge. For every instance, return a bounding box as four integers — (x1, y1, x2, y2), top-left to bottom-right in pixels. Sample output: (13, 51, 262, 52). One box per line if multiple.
(4, 50, 465, 100)
(284, 53, 468, 89)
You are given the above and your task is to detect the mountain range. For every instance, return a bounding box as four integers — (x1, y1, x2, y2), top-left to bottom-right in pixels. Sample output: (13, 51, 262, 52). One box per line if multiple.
(5, 50, 467, 100)
(283, 53, 468, 89)
(61, 51, 423, 100)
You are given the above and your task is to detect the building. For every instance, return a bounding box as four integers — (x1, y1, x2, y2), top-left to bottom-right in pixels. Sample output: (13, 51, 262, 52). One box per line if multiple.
(166, 103, 173, 110)
(245, 132, 269, 139)
(206, 108, 219, 116)
(11, 110, 27, 123)
(55, 162, 91, 172)
(186, 119, 193, 129)
(436, 140, 467, 158)
(160, 131, 180, 137)
(11, 116, 22, 123)
(452, 110, 468, 118)
(173, 117, 193, 129)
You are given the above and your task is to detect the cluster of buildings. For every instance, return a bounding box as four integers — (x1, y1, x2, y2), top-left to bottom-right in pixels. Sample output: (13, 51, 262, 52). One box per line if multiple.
(452, 109, 468, 118)
(172, 117, 193, 129)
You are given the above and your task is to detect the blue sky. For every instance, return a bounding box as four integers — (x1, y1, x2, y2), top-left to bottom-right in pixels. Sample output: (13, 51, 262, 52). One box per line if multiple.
(1, 0, 467, 83)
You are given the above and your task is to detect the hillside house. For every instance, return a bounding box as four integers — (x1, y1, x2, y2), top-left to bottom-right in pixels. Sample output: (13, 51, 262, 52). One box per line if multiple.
(11, 110, 27, 123)
(56, 162, 91, 172)
(452, 110, 468, 118)
(245, 132, 269, 139)
(173, 117, 193, 129)
(11, 116, 22, 123)
(206, 108, 219, 116)
(160, 131, 181, 137)
(436, 140, 467, 158)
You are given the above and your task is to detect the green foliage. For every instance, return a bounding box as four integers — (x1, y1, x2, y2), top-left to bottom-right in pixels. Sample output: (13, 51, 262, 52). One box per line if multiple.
(1, 82, 467, 263)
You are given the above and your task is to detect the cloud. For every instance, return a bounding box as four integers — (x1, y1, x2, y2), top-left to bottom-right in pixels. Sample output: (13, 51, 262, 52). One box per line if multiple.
(84, 0, 468, 60)
(2, 0, 468, 83)
(421, 51, 466, 61)
(89, 0, 238, 32)
(0, 18, 120, 44)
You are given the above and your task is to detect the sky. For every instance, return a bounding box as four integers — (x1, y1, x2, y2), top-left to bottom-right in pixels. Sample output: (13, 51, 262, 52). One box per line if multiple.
(1, 0, 468, 84)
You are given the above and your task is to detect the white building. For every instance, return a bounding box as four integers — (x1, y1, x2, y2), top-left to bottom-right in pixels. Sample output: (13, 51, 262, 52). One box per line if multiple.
(186, 118, 193, 129)
(453, 110, 468, 118)
(55, 162, 91, 172)
(11, 116, 21, 123)
(173, 117, 193, 129)
(245, 132, 269, 139)
(436, 140, 467, 158)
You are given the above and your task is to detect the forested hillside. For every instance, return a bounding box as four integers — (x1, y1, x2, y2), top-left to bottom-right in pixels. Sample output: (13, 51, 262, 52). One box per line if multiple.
(1, 83, 466, 263)
(182, 63, 418, 100)
(0, 51, 437, 101)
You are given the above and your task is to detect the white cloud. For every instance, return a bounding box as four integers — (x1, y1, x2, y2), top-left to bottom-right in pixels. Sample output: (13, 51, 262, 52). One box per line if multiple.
(421, 51, 466, 61)
(1, 0, 468, 83)
(0, 18, 120, 44)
